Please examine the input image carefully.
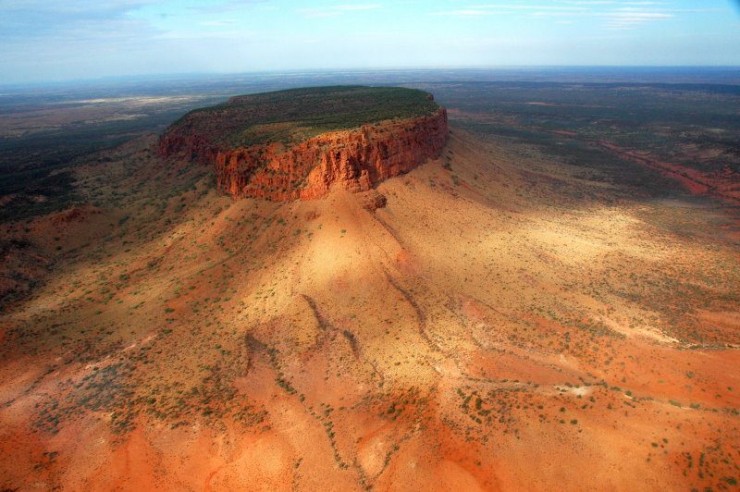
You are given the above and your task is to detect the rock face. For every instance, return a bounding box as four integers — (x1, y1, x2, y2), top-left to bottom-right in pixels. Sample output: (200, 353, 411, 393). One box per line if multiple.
(158, 99, 448, 201)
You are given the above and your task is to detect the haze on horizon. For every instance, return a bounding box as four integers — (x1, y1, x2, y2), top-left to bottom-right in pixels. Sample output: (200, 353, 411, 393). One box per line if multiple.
(1, 0, 739, 85)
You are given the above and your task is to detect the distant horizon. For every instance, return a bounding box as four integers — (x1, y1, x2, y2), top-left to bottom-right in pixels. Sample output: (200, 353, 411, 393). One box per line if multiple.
(3, 65, 740, 90)
(2, 1, 738, 85)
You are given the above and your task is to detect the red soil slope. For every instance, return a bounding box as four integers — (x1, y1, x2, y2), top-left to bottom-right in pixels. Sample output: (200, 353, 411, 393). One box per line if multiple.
(0, 129, 738, 491)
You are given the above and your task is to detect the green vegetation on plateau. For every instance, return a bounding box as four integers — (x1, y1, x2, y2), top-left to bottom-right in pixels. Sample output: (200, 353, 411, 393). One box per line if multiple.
(172, 86, 441, 147)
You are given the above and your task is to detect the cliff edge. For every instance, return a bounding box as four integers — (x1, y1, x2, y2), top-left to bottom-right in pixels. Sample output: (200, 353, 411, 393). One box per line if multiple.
(158, 86, 448, 200)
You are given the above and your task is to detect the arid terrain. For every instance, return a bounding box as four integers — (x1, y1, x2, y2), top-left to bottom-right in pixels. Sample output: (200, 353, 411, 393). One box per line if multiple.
(0, 76, 738, 491)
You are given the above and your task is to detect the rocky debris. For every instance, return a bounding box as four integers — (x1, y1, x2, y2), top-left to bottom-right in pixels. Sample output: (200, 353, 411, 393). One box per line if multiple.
(360, 191, 388, 212)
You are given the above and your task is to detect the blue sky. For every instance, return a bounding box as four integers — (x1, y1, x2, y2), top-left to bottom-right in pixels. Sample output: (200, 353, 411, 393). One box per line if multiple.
(1, 0, 738, 83)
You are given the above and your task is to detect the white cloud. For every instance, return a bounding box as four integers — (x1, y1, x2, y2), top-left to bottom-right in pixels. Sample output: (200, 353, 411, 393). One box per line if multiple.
(200, 20, 238, 27)
(298, 3, 382, 18)
(335, 4, 382, 11)
(430, 1, 716, 31)
(603, 10, 672, 30)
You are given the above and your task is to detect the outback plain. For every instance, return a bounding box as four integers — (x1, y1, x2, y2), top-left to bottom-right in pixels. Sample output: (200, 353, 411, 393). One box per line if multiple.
(0, 71, 738, 491)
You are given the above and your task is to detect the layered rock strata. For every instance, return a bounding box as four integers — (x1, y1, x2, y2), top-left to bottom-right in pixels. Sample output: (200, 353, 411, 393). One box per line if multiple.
(159, 108, 448, 201)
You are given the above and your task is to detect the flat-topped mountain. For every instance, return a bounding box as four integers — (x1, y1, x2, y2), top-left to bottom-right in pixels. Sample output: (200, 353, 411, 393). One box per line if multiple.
(158, 86, 448, 200)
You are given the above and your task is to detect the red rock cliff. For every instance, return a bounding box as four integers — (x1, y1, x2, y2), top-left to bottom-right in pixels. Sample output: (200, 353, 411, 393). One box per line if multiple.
(159, 109, 448, 201)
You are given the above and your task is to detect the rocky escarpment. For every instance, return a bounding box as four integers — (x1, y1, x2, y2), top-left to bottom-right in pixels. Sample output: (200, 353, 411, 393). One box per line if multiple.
(158, 87, 448, 201)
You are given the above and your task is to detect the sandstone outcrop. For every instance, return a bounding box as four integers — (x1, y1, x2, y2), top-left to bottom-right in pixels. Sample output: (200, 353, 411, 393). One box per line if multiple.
(158, 88, 448, 201)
